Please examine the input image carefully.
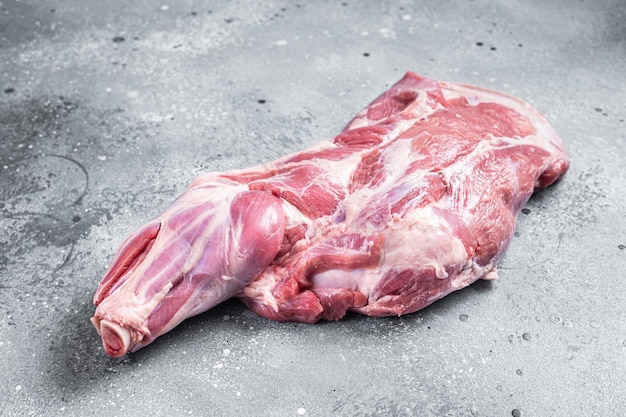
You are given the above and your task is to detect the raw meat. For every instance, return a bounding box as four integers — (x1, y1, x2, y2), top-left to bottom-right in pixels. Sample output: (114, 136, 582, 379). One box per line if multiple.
(91, 72, 569, 357)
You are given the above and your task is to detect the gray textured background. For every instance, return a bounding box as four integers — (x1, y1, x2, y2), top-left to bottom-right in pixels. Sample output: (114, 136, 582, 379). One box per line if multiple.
(1, 1, 625, 416)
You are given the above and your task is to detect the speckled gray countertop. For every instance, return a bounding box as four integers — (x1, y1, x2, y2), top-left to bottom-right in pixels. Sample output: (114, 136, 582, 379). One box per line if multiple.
(1, 1, 625, 416)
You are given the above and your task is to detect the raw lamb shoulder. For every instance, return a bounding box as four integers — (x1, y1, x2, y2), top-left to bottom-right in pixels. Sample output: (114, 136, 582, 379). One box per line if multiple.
(91, 72, 569, 357)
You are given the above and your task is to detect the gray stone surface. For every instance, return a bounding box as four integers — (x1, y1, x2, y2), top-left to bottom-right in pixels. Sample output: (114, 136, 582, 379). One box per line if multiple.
(1, 0, 625, 416)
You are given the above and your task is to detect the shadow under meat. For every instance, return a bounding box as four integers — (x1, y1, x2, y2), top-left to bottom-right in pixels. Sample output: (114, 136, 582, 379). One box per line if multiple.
(42, 272, 495, 397)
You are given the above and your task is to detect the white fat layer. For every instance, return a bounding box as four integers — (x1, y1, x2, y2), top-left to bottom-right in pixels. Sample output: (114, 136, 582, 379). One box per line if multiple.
(311, 206, 469, 297)
(305, 149, 361, 186)
(384, 208, 467, 274)
(239, 265, 281, 309)
(342, 138, 417, 226)
(282, 200, 315, 234)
